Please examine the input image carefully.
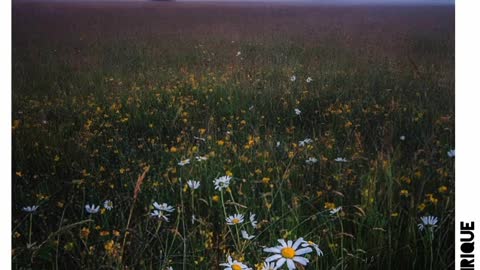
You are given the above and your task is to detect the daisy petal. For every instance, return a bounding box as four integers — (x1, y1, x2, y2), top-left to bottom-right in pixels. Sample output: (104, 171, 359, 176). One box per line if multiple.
(295, 247, 313, 255)
(264, 247, 281, 253)
(266, 254, 282, 262)
(286, 259, 296, 270)
(278, 239, 287, 247)
(293, 256, 309, 265)
(292, 237, 304, 249)
(276, 258, 286, 268)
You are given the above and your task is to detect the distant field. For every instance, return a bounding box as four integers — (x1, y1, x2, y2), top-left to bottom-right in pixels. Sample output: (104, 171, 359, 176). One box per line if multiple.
(12, 2, 454, 269)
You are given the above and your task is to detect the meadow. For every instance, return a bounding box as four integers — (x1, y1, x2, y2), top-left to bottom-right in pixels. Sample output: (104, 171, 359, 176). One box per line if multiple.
(12, 1, 455, 269)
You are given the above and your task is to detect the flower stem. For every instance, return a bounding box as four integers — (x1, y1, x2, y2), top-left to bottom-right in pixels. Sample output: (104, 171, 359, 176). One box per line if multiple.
(28, 214, 33, 247)
(179, 178, 187, 270)
(429, 230, 434, 270)
(220, 191, 238, 249)
(120, 201, 135, 264)
(338, 212, 344, 270)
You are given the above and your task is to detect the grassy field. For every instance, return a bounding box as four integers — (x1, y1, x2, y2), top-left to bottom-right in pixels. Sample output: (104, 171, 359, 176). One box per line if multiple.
(12, 1, 454, 269)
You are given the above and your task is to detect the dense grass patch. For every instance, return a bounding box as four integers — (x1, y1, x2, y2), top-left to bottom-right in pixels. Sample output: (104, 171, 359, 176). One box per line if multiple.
(12, 2, 454, 269)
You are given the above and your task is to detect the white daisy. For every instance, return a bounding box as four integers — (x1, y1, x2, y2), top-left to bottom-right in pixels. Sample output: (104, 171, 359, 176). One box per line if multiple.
(193, 136, 206, 142)
(261, 262, 276, 270)
(305, 157, 318, 165)
(264, 238, 313, 270)
(334, 157, 348, 163)
(294, 108, 301, 115)
(301, 240, 324, 256)
(178, 159, 190, 166)
(241, 230, 255, 240)
(22, 205, 39, 213)
(85, 204, 100, 214)
(153, 202, 175, 212)
(195, 155, 208, 161)
(276, 141, 281, 147)
(447, 149, 455, 158)
(306, 77, 313, 83)
(290, 75, 296, 82)
(226, 213, 245, 225)
(214, 175, 232, 191)
(418, 216, 439, 231)
(103, 200, 113, 211)
(151, 210, 170, 222)
(250, 213, 258, 229)
(236, 51, 241, 57)
(220, 255, 251, 270)
(400, 135, 406, 141)
(330, 206, 342, 215)
(298, 138, 313, 147)
(187, 180, 200, 190)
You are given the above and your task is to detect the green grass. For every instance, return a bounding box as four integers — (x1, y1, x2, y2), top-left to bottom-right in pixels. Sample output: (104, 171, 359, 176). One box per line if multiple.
(12, 3, 454, 269)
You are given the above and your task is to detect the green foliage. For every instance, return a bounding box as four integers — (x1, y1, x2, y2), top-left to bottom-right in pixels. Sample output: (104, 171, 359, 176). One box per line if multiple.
(12, 3, 454, 270)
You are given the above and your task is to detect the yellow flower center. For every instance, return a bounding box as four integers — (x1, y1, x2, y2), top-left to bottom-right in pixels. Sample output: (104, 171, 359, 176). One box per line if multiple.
(232, 264, 242, 270)
(232, 218, 240, 224)
(281, 247, 296, 259)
